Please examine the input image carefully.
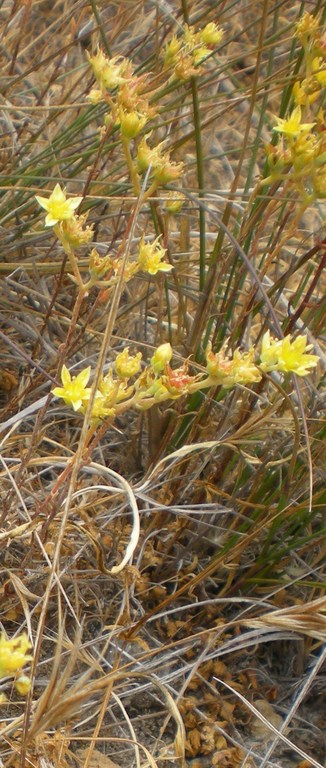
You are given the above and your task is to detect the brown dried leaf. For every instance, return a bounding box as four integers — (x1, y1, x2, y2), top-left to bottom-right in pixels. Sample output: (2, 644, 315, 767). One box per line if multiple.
(187, 728, 201, 755)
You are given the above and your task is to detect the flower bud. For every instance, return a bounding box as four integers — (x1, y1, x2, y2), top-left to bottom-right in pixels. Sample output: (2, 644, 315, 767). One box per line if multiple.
(164, 191, 185, 213)
(151, 343, 173, 373)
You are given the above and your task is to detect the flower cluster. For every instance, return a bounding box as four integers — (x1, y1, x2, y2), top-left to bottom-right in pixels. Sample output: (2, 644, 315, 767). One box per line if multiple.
(52, 333, 319, 426)
(164, 22, 224, 81)
(87, 48, 154, 140)
(206, 332, 319, 386)
(87, 33, 230, 195)
(264, 13, 326, 201)
(205, 344, 261, 388)
(35, 187, 173, 295)
(0, 632, 33, 699)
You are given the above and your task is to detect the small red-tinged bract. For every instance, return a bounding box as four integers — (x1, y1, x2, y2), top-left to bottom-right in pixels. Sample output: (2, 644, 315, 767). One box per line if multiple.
(259, 332, 319, 376)
(52, 365, 92, 411)
(0, 632, 32, 678)
(35, 183, 82, 227)
(162, 363, 195, 395)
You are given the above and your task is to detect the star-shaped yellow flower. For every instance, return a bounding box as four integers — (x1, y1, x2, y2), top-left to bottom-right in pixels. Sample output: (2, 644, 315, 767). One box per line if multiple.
(0, 632, 32, 678)
(35, 183, 82, 227)
(260, 332, 319, 376)
(273, 106, 315, 139)
(52, 365, 91, 411)
(137, 236, 173, 275)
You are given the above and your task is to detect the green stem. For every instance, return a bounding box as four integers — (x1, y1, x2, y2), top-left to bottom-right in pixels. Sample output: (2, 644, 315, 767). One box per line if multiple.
(121, 136, 141, 194)
(181, 0, 205, 291)
(53, 224, 85, 293)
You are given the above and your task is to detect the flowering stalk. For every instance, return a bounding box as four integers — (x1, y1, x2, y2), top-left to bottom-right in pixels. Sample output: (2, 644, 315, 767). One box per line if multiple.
(262, 13, 326, 202)
(52, 334, 319, 428)
(120, 134, 141, 195)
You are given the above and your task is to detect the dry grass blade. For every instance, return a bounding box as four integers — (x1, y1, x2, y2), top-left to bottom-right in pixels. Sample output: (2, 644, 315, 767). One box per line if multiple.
(243, 597, 326, 641)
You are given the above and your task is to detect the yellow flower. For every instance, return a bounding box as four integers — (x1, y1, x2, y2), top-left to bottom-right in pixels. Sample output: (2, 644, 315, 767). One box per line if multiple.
(119, 108, 148, 139)
(87, 49, 131, 90)
(295, 12, 320, 46)
(292, 79, 320, 107)
(153, 157, 184, 185)
(164, 36, 182, 68)
(206, 344, 261, 387)
(136, 137, 165, 173)
(87, 88, 104, 104)
(58, 214, 94, 248)
(312, 57, 326, 86)
(138, 236, 173, 275)
(229, 349, 261, 385)
(273, 106, 315, 139)
(52, 365, 92, 411)
(97, 370, 117, 401)
(200, 22, 224, 47)
(80, 391, 115, 422)
(0, 633, 32, 678)
(173, 54, 199, 81)
(15, 675, 32, 696)
(183, 25, 199, 49)
(35, 183, 82, 227)
(260, 331, 319, 375)
(115, 348, 142, 379)
(192, 46, 212, 65)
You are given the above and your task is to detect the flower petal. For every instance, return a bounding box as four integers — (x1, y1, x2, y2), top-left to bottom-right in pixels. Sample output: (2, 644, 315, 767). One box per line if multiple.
(76, 366, 91, 387)
(35, 195, 50, 211)
(61, 365, 71, 387)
